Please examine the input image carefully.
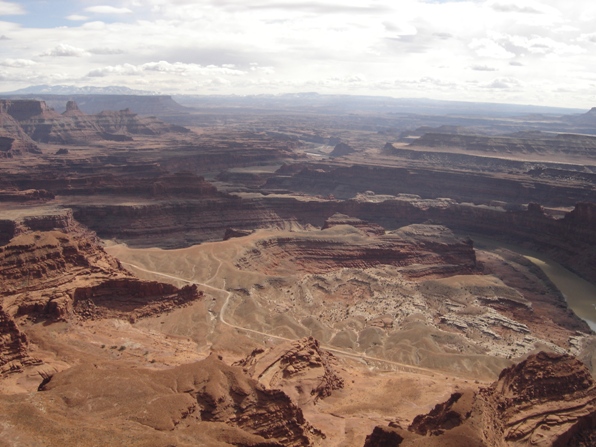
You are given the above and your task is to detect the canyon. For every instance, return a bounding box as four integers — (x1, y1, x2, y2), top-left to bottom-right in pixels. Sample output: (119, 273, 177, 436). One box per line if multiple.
(1, 96, 595, 446)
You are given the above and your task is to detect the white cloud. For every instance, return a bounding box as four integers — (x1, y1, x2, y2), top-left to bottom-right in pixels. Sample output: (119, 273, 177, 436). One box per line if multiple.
(491, 3, 541, 14)
(87, 61, 246, 77)
(0, 1, 25, 15)
(41, 44, 90, 57)
(250, 64, 275, 75)
(85, 6, 133, 15)
(89, 47, 126, 55)
(66, 14, 89, 21)
(500, 34, 586, 56)
(578, 32, 596, 43)
(469, 38, 516, 59)
(471, 65, 498, 72)
(86, 63, 141, 77)
(1, 0, 596, 107)
(0, 58, 36, 67)
(81, 21, 108, 30)
(484, 77, 521, 89)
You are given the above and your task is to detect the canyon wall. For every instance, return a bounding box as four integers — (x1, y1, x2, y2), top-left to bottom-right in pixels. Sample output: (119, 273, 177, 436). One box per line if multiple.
(67, 197, 596, 284)
(264, 163, 596, 206)
(0, 99, 189, 146)
(364, 352, 596, 447)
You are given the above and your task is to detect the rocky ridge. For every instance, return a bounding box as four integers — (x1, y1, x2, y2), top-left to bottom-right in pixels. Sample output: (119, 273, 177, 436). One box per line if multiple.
(61, 193, 596, 288)
(234, 336, 344, 405)
(411, 131, 596, 160)
(1, 354, 321, 446)
(0, 99, 189, 146)
(0, 304, 41, 374)
(363, 352, 596, 446)
(0, 209, 202, 374)
(235, 222, 476, 277)
(329, 142, 355, 157)
(263, 162, 596, 206)
(0, 100, 41, 157)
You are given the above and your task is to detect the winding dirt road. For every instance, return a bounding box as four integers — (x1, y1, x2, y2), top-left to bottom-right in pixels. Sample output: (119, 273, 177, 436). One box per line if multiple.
(120, 260, 481, 379)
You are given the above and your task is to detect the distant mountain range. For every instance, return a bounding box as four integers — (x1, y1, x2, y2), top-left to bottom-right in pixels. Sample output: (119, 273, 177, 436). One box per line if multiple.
(174, 93, 587, 117)
(1, 85, 591, 119)
(2, 84, 161, 96)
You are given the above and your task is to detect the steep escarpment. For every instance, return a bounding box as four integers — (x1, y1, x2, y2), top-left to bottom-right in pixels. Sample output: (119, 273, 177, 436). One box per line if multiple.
(0, 99, 190, 145)
(263, 162, 596, 205)
(0, 209, 203, 373)
(67, 194, 596, 285)
(69, 198, 295, 248)
(0, 189, 54, 203)
(364, 352, 596, 447)
(322, 213, 385, 236)
(383, 143, 596, 181)
(73, 279, 201, 321)
(0, 101, 41, 157)
(411, 131, 596, 160)
(1, 99, 60, 121)
(235, 223, 476, 277)
(0, 211, 202, 318)
(0, 304, 41, 374)
(329, 142, 355, 157)
(30, 94, 190, 117)
(92, 108, 189, 137)
(160, 130, 301, 173)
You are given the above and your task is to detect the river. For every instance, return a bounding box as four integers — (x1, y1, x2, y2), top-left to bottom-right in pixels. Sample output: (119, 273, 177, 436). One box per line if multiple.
(471, 235, 596, 331)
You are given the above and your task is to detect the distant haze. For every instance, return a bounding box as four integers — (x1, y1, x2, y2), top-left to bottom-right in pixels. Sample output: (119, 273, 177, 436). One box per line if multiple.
(1, 0, 595, 108)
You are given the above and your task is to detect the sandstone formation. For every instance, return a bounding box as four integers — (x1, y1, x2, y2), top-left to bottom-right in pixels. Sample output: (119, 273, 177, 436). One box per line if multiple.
(234, 336, 344, 405)
(73, 279, 201, 322)
(0, 189, 54, 202)
(0, 304, 41, 374)
(0, 99, 189, 145)
(329, 142, 355, 157)
(50, 186, 596, 294)
(263, 162, 596, 205)
(0, 354, 321, 446)
(410, 131, 596, 160)
(0, 100, 41, 157)
(363, 352, 596, 447)
(19, 93, 191, 117)
(321, 213, 385, 236)
(0, 209, 203, 373)
(62, 100, 85, 117)
(176, 214, 590, 377)
(1, 93, 596, 446)
(234, 223, 477, 277)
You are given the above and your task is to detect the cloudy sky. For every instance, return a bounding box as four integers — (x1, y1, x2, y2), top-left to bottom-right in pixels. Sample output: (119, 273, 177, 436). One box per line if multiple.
(1, 0, 595, 108)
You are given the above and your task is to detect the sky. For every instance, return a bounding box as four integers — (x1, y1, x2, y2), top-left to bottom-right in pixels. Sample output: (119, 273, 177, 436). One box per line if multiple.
(1, 0, 595, 108)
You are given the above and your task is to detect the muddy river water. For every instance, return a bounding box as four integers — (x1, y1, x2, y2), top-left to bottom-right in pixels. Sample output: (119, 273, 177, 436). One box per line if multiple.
(472, 235, 596, 331)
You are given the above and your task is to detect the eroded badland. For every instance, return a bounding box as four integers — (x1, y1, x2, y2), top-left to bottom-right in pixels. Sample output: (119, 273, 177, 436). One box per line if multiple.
(1, 95, 596, 446)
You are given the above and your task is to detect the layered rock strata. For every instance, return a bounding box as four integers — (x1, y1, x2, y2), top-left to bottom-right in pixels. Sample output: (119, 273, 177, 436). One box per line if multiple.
(64, 195, 596, 285)
(363, 352, 596, 447)
(234, 223, 477, 277)
(263, 162, 596, 205)
(322, 213, 385, 236)
(0, 99, 189, 145)
(0, 209, 203, 372)
(0, 304, 41, 374)
(73, 279, 201, 322)
(0, 101, 41, 157)
(410, 131, 596, 160)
